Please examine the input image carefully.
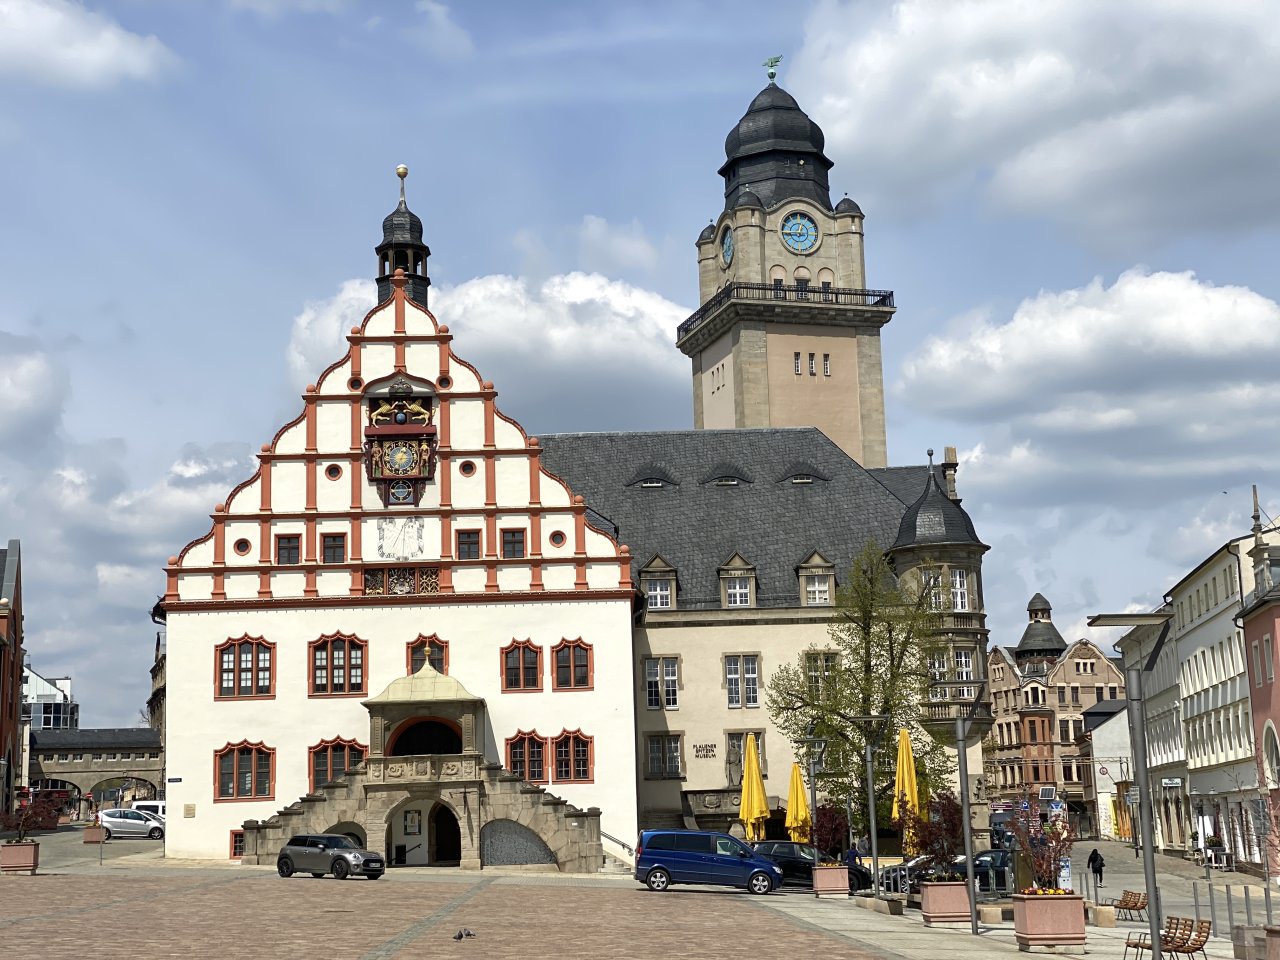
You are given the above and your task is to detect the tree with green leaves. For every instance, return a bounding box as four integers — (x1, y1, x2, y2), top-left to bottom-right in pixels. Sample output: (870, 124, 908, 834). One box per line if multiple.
(765, 538, 953, 835)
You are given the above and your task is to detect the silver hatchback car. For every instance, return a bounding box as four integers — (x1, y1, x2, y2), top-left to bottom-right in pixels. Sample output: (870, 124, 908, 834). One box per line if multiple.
(99, 807, 165, 840)
(276, 833, 384, 880)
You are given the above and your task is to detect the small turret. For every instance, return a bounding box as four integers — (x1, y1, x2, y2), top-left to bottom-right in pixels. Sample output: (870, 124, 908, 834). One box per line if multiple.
(375, 165, 431, 305)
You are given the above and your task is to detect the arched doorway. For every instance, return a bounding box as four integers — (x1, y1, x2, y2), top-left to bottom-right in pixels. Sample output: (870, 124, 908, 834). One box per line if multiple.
(388, 719, 462, 756)
(430, 802, 461, 864)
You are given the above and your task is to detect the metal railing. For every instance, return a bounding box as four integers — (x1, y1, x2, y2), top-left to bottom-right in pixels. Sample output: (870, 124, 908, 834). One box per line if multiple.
(676, 282, 895, 339)
(601, 829, 633, 855)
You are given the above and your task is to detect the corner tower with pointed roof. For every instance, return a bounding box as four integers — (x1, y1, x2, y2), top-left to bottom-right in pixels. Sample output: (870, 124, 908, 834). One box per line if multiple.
(677, 70, 896, 467)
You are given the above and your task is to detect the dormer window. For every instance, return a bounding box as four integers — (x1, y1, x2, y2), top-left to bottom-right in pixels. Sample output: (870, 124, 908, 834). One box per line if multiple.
(640, 479, 665, 489)
(713, 477, 739, 486)
(790, 475, 813, 485)
(797, 551, 835, 607)
(719, 554, 756, 608)
(640, 555, 678, 612)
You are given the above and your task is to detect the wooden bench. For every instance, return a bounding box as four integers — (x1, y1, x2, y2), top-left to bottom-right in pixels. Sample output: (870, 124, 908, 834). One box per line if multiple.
(1108, 889, 1149, 921)
(1126, 917, 1205, 960)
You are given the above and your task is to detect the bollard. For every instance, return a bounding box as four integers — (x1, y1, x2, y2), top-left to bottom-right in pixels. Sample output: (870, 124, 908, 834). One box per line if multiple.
(1267, 880, 1274, 926)
(1193, 881, 1201, 924)
(1209, 878, 1219, 938)
(1228, 884, 1237, 936)
(1155, 887, 1163, 930)
(1248, 886, 1255, 926)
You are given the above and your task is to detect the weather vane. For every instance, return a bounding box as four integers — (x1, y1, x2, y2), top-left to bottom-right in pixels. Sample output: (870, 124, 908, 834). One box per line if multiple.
(763, 55, 782, 81)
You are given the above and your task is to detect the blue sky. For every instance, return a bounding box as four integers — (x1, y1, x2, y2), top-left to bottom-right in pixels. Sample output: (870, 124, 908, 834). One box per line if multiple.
(4, 0, 1280, 725)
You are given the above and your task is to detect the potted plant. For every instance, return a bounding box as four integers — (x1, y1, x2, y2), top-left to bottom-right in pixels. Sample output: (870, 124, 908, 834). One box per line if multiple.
(83, 812, 107, 844)
(898, 790, 971, 925)
(1205, 834, 1224, 849)
(1, 795, 60, 875)
(1007, 793, 1085, 950)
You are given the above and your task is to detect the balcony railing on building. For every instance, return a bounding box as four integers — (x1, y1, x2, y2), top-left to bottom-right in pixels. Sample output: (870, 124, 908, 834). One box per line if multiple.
(676, 282, 895, 341)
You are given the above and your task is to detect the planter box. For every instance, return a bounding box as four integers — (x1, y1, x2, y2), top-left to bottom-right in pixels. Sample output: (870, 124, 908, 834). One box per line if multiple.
(921, 881, 972, 925)
(1013, 894, 1086, 952)
(812, 864, 849, 897)
(83, 826, 107, 844)
(0, 841, 40, 875)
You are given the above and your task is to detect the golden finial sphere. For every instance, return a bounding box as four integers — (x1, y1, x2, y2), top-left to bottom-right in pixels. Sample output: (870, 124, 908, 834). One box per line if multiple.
(396, 164, 408, 179)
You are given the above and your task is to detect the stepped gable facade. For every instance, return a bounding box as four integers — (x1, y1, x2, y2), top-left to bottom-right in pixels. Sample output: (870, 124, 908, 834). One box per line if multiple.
(160, 175, 636, 865)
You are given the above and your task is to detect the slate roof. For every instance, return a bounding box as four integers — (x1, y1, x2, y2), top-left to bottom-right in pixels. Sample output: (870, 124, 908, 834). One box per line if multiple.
(1028, 593, 1052, 612)
(538, 428, 932, 611)
(31, 728, 161, 750)
(891, 470, 985, 550)
(719, 82, 835, 211)
(1015, 618, 1068, 659)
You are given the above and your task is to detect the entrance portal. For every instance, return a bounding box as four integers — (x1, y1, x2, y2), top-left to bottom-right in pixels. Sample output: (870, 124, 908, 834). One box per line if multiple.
(430, 802, 461, 864)
(389, 720, 462, 756)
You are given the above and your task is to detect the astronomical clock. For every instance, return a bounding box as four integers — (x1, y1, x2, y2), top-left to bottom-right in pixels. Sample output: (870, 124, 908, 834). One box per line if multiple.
(363, 376, 438, 506)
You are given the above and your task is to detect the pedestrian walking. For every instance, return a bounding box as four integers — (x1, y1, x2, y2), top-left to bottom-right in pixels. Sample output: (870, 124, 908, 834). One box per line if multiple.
(1087, 848, 1105, 888)
(851, 832, 870, 867)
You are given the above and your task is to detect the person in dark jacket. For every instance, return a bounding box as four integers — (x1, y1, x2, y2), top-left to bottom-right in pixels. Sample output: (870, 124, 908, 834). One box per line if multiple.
(1087, 848, 1105, 887)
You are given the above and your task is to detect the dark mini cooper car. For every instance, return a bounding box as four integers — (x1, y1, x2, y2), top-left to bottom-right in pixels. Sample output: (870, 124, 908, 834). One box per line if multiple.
(277, 833, 384, 880)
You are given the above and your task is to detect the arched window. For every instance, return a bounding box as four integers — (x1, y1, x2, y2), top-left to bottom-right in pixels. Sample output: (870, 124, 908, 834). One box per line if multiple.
(506, 730, 547, 783)
(214, 635, 275, 699)
(309, 737, 367, 792)
(407, 633, 448, 675)
(551, 638, 593, 690)
(309, 632, 367, 696)
(214, 741, 274, 801)
(1266, 725, 1280, 789)
(552, 730, 593, 783)
(500, 639, 542, 692)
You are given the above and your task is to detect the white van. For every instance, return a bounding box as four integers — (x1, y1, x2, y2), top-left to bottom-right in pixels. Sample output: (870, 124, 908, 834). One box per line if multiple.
(132, 800, 166, 820)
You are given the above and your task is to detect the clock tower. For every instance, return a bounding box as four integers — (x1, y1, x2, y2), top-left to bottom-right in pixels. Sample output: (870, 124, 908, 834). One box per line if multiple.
(677, 74, 895, 467)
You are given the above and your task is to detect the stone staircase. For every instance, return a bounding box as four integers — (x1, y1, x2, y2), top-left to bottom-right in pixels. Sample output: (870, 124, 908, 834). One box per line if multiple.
(238, 757, 603, 873)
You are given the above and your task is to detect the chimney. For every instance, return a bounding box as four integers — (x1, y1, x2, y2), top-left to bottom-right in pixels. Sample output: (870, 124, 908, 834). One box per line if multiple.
(942, 445, 960, 502)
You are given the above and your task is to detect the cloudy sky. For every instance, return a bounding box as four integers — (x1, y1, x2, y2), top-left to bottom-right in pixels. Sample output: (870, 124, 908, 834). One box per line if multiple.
(3, 0, 1279, 726)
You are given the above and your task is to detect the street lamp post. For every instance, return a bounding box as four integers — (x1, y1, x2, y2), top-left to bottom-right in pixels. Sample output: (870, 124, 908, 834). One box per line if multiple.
(824, 714, 890, 897)
(804, 725, 828, 849)
(1089, 611, 1173, 960)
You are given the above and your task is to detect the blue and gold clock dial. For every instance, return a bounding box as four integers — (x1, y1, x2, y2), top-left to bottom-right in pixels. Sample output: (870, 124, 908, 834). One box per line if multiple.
(720, 227, 734, 266)
(780, 212, 819, 253)
(389, 480, 413, 503)
(384, 441, 419, 476)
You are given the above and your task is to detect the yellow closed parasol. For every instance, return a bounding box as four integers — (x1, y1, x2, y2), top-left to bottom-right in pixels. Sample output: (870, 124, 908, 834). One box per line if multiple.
(785, 762, 812, 843)
(891, 728, 920, 853)
(739, 733, 770, 842)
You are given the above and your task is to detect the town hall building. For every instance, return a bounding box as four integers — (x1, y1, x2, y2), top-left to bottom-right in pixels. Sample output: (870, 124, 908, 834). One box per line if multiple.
(158, 75, 991, 868)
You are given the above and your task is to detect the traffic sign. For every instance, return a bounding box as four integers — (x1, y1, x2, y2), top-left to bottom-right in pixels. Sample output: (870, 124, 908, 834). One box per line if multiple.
(1050, 801, 1065, 812)
(1126, 788, 1140, 804)
(1099, 766, 1108, 776)
(1020, 799, 1030, 811)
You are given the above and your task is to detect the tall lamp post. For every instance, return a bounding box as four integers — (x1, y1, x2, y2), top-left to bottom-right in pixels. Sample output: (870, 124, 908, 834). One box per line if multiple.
(804, 724, 827, 848)
(1088, 610, 1173, 960)
(0, 757, 8, 818)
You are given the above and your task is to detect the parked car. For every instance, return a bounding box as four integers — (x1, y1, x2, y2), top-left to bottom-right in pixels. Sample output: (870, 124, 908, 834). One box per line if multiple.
(634, 829, 782, 894)
(276, 834, 384, 880)
(970, 848, 1013, 893)
(98, 807, 164, 840)
(752, 840, 873, 891)
(132, 800, 166, 820)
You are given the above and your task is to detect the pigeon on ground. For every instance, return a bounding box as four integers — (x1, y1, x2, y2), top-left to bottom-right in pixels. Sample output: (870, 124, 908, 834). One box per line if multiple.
(452, 931, 464, 941)
(463, 929, 476, 939)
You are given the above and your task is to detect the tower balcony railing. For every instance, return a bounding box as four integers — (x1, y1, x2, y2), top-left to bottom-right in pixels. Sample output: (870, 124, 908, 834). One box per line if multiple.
(676, 282, 895, 341)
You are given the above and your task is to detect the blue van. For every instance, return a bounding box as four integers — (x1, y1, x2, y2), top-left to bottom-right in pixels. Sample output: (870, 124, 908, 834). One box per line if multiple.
(634, 829, 783, 894)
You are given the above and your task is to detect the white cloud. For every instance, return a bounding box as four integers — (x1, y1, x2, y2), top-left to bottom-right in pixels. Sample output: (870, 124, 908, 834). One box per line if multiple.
(900, 269, 1280, 504)
(410, 0, 472, 59)
(285, 279, 376, 392)
(0, 333, 69, 443)
(0, 0, 176, 88)
(791, 0, 1280, 239)
(228, 0, 347, 13)
(577, 215, 659, 275)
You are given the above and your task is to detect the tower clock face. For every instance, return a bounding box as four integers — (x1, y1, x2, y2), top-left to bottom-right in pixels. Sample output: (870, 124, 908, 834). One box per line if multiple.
(720, 227, 734, 266)
(384, 441, 419, 476)
(780, 212, 819, 253)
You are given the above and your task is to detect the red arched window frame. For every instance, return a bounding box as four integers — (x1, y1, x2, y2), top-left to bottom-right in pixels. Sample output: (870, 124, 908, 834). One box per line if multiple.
(505, 730, 548, 783)
(309, 632, 367, 697)
(551, 729, 594, 783)
(213, 740, 275, 801)
(308, 737, 368, 793)
(213, 635, 275, 700)
(551, 638, 593, 691)
(406, 633, 449, 676)
(500, 639, 543, 692)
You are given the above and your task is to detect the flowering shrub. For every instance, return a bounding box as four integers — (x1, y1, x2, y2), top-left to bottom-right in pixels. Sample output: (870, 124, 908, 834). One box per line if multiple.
(1020, 887, 1074, 896)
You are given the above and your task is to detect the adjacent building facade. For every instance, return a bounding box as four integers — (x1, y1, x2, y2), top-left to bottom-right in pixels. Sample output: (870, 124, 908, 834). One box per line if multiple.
(0, 540, 22, 815)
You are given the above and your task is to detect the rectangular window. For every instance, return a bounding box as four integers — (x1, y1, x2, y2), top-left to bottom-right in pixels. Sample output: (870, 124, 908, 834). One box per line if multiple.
(501, 529, 526, 559)
(1095, 685, 1103, 701)
(1267, 637, 1275, 683)
(1063, 762, 1076, 782)
(503, 644, 541, 690)
(230, 830, 246, 859)
(822, 353, 830, 376)
(806, 652, 838, 696)
(645, 657, 679, 710)
(1060, 719, 1070, 744)
(321, 533, 345, 564)
(646, 578, 672, 609)
(796, 278, 810, 300)
(773, 278, 785, 299)
(1028, 723, 1037, 744)
(1057, 685, 1066, 704)
(275, 535, 300, 565)
(928, 653, 947, 701)
(954, 649, 973, 698)
(1071, 685, 1080, 704)
(554, 643, 590, 689)
(456, 530, 481, 560)
(950, 568, 969, 611)
(647, 734, 682, 777)
(794, 351, 802, 375)
(820, 280, 832, 302)
(727, 731, 763, 782)
(1109, 685, 1118, 699)
(725, 655, 759, 709)
(808, 352, 816, 376)
(804, 574, 831, 605)
(725, 575, 751, 607)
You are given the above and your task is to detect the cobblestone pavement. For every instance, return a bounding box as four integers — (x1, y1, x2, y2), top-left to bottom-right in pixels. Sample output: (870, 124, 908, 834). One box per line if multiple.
(1, 848, 885, 960)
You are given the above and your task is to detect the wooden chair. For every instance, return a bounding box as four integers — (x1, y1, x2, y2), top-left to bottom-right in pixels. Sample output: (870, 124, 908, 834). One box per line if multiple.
(1124, 917, 1193, 960)
(1166, 920, 1212, 960)
(1108, 890, 1148, 921)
